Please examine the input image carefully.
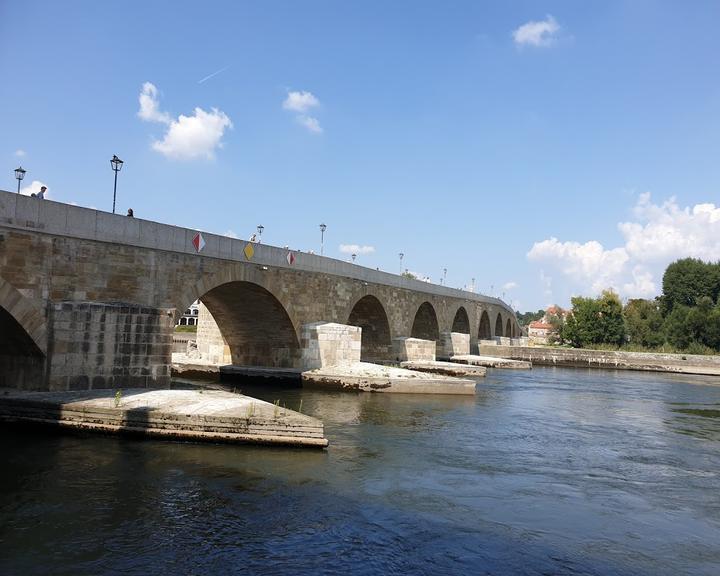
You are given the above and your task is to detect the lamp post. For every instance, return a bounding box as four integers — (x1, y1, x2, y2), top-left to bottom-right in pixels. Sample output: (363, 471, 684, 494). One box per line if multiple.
(352, 253, 356, 263)
(110, 155, 123, 214)
(14, 166, 26, 194)
(257, 225, 264, 244)
(399, 252, 404, 274)
(442, 268, 447, 285)
(319, 223, 327, 256)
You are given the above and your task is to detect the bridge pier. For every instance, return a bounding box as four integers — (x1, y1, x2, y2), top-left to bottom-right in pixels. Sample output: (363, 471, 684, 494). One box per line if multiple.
(47, 302, 174, 390)
(438, 332, 470, 360)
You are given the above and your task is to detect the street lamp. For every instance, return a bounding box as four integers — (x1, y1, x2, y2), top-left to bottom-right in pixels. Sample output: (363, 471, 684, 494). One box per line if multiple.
(319, 223, 327, 256)
(399, 252, 404, 274)
(110, 155, 124, 214)
(442, 268, 447, 285)
(352, 253, 356, 262)
(257, 225, 264, 243)
(14, 166, 26, 194)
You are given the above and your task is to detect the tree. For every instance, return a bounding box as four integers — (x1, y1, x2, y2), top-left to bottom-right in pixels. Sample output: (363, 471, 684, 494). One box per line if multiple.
(401, 271, 417, 279)
(664, 305, 691, 349)
(597, 290, 625, 346)
(624, 298, 664, 348)
(562, 290, 624, 348)
(516, 309, 545, 327)
(662, 258, 720, 314)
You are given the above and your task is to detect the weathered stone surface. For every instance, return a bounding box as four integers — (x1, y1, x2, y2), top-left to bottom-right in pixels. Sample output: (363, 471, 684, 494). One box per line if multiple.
(392, 337, 436, 362)
(0, 388, 328, 447)
(451, 354, 532, 370)
(300, 322, 361, 369)
(400, 360, 487, 377)
(0, 191, 520, 390)
(302, 362, 476, 394)
(438, 331, 470, 359)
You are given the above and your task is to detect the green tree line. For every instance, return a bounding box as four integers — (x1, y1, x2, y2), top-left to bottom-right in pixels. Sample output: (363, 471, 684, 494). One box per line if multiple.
(559, 258, 720, 354)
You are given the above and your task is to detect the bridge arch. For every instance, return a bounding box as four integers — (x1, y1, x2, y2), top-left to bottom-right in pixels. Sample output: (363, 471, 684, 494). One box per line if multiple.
(506, 318, 512, 339)
(0, 276, 47, 356)
(494, 312, 504, 337)
(196, 280, 300, 368)
(0, 276, 47, 388)
(411, 301, 440, 342)
(478, 310, 491, 340)
(451, 306, 470, 334)
(347, 295, 392, 362)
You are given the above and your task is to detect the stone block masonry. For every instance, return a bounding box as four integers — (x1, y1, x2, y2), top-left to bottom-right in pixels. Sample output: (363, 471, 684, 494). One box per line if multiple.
(301, 322, 361, 369)
(438, 332, 470, 359)
(393, 337, 436, 362)
(196, 303, 231, 365)
(48, 301, 174, 391)
(0, 190, 521, 391)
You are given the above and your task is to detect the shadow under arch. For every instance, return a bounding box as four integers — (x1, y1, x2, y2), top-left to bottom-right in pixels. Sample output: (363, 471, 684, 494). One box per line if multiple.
(478, 310, 491, 340)
(199, 281, 300, 368)
(0, 277, 47, 388)
(451, 306, 470, 334)
(411, 302, 440, 342)
(347, 295, 392, 362)
(494, 313, 504, 337)
(506, 318, 512, 338)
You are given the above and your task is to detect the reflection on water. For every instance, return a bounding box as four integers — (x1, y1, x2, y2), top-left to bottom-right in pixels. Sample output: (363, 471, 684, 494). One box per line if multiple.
(1, 367, 720, 575)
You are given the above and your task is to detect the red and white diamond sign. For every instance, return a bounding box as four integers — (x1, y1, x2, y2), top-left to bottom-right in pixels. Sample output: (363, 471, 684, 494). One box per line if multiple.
(286, 251, 296, 265)
(192, 232, 206, 253)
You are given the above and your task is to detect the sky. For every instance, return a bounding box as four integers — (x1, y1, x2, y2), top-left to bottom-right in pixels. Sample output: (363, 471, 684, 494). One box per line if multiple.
(1, 0, 719, 312)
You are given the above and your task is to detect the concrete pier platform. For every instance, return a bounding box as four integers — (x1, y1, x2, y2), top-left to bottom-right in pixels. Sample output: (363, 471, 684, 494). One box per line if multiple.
(400, 360, 487, 377)
(302, 362, 476, 395)
(0, 388, 328, 448)
(451, 355, 532, 370)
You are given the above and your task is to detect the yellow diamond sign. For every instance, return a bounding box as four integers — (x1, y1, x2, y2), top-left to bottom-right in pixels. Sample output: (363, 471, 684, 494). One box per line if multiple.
(243, 242, 255, 260)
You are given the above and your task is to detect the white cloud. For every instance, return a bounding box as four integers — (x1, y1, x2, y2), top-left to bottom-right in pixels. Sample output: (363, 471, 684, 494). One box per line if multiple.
(138, 82, 171, 124)
(297, 115, 323, 134)
(283, 90, 319, 112)
(152, 107, 232, 160)
(223, 230, 238, 239)
(339, 244, 375, 255)
(138, 82, 233, 160)
(503, 281, 518, 291)
(283, 90, 323, 133)
(19, 180, 50, 198)
(512, 15, 560, 47)
(527, 193, 720, 301)
(15, 149, 25, 158)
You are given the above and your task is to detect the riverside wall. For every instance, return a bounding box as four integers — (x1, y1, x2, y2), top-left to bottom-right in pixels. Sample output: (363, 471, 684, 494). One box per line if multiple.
(477, 345, 720, 376)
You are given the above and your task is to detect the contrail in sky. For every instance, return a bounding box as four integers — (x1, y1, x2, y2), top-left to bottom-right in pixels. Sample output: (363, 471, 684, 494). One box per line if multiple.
(197, 65, 230, 84)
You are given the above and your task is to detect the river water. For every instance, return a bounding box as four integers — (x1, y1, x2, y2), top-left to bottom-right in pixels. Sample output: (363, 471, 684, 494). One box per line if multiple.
(1, 367, 719, 575)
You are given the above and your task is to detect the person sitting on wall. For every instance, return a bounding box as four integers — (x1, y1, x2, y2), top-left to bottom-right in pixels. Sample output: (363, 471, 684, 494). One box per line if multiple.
(127, 208, 134, 217)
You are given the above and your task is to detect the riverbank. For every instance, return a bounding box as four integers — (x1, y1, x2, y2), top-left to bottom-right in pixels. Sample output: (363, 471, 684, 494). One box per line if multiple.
(478, 344, 720, 376)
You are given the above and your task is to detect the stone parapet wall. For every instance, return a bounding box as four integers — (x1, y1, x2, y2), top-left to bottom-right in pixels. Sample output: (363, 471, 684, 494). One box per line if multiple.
(393, 337, 436, 362)
(48, 301, 174, 390)
(301, 322, 361, 370)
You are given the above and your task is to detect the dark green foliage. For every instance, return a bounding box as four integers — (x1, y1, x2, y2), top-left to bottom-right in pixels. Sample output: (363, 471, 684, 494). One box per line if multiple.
(624, 298, 665, 348)
(661, 258, 720, 314)
(516, 309, 545, 327)
(562, 290, 625, 347)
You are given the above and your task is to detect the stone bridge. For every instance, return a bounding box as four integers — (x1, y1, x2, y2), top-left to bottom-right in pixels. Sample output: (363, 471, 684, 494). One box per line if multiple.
(0, 190, 520, 390)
